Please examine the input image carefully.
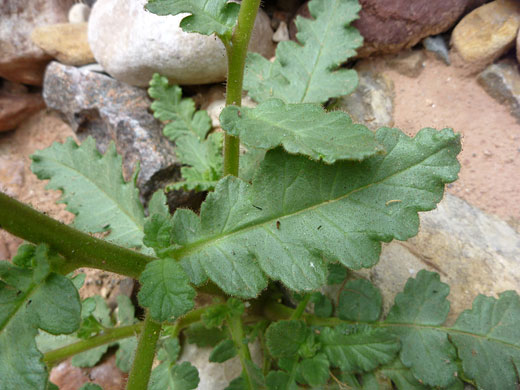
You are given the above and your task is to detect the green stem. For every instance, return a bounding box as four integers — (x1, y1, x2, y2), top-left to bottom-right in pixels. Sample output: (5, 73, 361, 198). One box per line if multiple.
(228, 314, 255, 389)
(43, 323, 142, 368)
(126, 312, 162, 390)
(290, 294, 311, 320)
(0, 192, 153, 277)
(223, 0, 262, 176)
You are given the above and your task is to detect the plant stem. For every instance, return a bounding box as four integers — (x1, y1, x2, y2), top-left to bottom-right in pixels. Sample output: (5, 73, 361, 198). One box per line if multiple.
(0, 192, 153, 278)
(126, 312, 162, 390)
(223, 0, 261, 176)
(43, 323, 142, 368)
(290, 294, 311, 320)
(228, 314, 255, 389)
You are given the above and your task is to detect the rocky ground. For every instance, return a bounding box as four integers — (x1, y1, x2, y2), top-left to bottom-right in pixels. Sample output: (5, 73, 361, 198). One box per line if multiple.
(1, 0, 520, 389)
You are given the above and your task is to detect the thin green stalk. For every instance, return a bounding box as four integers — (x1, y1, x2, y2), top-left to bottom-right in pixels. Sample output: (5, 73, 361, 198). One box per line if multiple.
(126, 312, 162, 390)
(228, 314, 255, 389)
(43, 323, 142, 368)
(290, 294, 311, 320)
(0, 192, 153, 277)
(223, 0, 262, 176)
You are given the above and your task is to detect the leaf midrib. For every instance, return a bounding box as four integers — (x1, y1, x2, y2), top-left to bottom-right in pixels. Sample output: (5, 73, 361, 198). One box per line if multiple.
(171, 139, 454, 260)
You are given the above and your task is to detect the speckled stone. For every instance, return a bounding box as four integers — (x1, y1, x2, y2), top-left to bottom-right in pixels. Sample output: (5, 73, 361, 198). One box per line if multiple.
(478, 59, 520, 124)
(43, 61, 184, 203)
(354, 194, 520, 324)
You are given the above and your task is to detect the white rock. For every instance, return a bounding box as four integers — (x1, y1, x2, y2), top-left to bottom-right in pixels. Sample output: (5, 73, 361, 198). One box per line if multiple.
(88, 0, 274, 87)
(68, 3, 90, 23)
(273, 21, 289, 42)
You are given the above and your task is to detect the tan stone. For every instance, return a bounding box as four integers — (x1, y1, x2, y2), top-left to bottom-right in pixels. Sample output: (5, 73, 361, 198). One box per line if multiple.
(31, 23, 94, 66)
(0, 93, 45, 132)
(451, 0, 520, 68)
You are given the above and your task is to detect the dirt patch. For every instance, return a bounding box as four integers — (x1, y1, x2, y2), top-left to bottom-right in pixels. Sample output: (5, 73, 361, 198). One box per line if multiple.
(382, 54, 520, 222)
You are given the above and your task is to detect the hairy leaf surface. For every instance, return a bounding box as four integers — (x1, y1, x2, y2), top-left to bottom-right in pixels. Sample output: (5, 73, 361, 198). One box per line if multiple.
(220, 100, 379, 163)
(451, 291, 520, 390)
(31, 137, 145, 249)
(319, 325, 400, 373)
(385, 271, 457, 388)
(244, 0, 362, 104)
(266, 320, 308, 358)
(148, 74, 211, 142)
(168, 128, 460, 296)
(146, 0, 239, 38)
(0, 246, 81, 390)
(338, 279, 382, 322)
(168, 132, 223, 192)
(138, 258, 196, 322)
(149, 361, 200, 390)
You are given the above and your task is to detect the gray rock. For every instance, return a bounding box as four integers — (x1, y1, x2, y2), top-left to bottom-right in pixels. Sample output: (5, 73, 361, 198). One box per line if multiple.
(42, 61, 177, 200)
(336, 62, 394, 131)
(423, 35, 451, 65)
(353, 193, 520, 324)
(88, 0, 275, 87)
(0, 0, 75, 85)
(477, 59, 520, 124)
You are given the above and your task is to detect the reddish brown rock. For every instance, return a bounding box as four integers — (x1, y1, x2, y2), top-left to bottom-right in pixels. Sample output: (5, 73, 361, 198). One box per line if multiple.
(291, 0, 488, 57)
(0, 0, 75, 85)
(0, 84, 45, 132)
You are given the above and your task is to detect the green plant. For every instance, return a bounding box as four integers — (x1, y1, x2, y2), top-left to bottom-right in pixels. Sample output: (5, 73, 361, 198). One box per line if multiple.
(0, 0, 519, 389)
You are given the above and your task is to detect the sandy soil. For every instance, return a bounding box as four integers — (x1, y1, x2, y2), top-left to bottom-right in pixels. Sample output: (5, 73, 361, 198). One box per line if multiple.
(382, 54, 520, 223)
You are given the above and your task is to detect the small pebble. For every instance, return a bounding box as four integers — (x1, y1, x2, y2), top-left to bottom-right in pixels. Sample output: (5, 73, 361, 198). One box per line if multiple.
(68, 3, 90, 23)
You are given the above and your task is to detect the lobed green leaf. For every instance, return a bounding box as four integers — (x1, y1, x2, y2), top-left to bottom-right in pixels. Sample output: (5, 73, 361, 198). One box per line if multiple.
(319, 325, 400, 373)
(31, 137, 145, 250)
(138, 258, 196, 322)
(220, 99, 380, 163)
(167, 127, 460, 297)
(149, 361, 200, 390)
(385, 270, 457, 388)
(244, 0, 362, 104)
(148, 74, 211, 142)
(338, 279, 382, 322)
(451, 291, 520, 390)
(145, 0, 240, 39)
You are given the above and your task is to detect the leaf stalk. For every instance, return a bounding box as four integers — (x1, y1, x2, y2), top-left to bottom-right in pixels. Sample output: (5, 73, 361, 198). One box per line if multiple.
(43, 323, 143, 368)
(223, 0, 261, 176)
(126, 312, 162, 390)
(0, 192, 153, 278)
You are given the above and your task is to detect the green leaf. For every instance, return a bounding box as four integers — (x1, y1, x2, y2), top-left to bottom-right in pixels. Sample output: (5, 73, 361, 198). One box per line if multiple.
(327, 263, 348, 285)
(220, 100, 380, 163)
(319, 325, 400, 373)
(138, 258, 196, 322)
(310, 292, 333, 318)
(149, 361, 200, 390)
(209, 339, 237, 363)
(168, 132, 223, 192)
(148, 74, 211, 142)
(266, 320, 308, 358)
(450, 291, 520, 390)
(202, 304, 229, 328)
(157, 338, 181, 363)
(239, 147, 265, 184)
(0, 246, 81, 390)
(378, 359, 428, 390)
(185, 322, 227, 347)
(338, 279, 382, 322)
(244, 0, 362, 104)
(386, 271, 457, 388)
(115, 295, 137, 372)
(79, 384, 104, 390)
(71, 345, 110, 368)
(265, 371, 298, 390)
(31, 137, 145, 250)
(298, 353, 330, 386)
(170, 127, 460, 296)
(145, 0, 240, 39)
